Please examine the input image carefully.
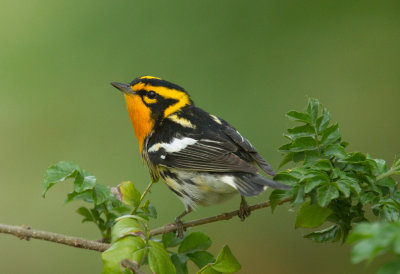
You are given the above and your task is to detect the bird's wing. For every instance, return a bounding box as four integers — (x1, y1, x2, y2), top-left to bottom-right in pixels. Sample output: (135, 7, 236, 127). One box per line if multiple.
(146, 134, 258, 173)
(223, 126, 276, 176)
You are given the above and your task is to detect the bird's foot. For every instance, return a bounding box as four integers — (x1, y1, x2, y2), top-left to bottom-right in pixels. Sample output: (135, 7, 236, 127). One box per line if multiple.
(238, 196, 251, 221)
(174, 217, 185, 239)
(174, 208, 192, 239)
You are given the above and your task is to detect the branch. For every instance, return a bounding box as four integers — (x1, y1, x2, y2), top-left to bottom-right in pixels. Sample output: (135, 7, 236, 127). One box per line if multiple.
(0, 197, 291, 252)
(150, 197, 292, 236)
(0, 224, 110, 252)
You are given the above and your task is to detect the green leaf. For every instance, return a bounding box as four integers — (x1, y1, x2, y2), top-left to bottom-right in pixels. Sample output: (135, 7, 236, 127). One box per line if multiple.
(112, 181, 141, 207)
(178, 232, 211, 254)
(162, 232, 183, 248)
(279, 152, 294, 167)
(286, 111, 311, 123)
(211, 245, 241, 273)
(73, 170, 97, 193)
(148, 240, 176, 274)
(274, 173, 299, 186)
(286, 124, 315, 140)
(65, 190, 94, 203)
(141, 201, 158, 219)
(304, 173, 330, 194)
(312, 159, 333, 172)
(323, 144, 347, 159)
(335, 181, 351, 198)
(94, 184, 111, 205)
(377, 262, 400, 274)
(188, 251, 215, 268)
(280, 137, 318, 153)
(317, 184, 339, 207)
(295, 202, 333, 229)
(292, 184, 305, 205)
(269, 190, 292, 212)
(339, 177, 361, 194)
(102, 236, 146, 274)
(304, 225, 339, 243)
(320, 124, 340, 147)
(76, 207, 93, 222)
(42, 161, 81, 197)
(111, 217, 146, 243)
(307, 98, 319, 124)
(171, 253, 188, 274)
(316, 107, 331, 132)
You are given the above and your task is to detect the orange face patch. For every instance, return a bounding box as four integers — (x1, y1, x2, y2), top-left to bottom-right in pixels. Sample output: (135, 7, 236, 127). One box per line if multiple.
(124, 94, 154, 153)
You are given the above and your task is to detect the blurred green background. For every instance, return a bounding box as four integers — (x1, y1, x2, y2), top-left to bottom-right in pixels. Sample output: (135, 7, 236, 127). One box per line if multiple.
(1, 0, 400, 273)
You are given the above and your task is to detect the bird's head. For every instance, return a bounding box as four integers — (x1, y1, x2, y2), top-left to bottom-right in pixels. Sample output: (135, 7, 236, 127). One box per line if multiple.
(111, 76, 192, 151)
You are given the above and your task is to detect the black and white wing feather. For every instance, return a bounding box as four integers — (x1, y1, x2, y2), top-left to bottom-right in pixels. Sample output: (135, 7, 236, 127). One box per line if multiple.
(147, 135, 258, 173)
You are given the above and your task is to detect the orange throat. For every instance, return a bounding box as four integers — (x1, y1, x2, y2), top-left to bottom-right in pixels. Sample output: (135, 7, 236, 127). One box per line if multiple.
(124, 94, 154, 154)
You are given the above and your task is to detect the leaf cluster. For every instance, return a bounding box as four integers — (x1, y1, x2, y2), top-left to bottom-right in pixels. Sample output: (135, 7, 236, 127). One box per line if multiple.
(270, 98, 400, 263)
(42, 162, 156, 242)
(43, 163, 240, 274)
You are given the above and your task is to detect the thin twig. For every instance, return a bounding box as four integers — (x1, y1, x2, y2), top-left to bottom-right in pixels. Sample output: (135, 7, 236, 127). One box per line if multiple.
(0, 197, 292, 252)
(131, 181, 155, 214)
(149, 197, 292, 236)
(0, 224, 110, 252)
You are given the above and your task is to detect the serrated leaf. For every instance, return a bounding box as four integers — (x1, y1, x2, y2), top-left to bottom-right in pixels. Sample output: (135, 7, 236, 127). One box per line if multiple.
(178, 232, 211, 254)
(317, 184, 339, 207)
(269, 189, 292, 212)
(295, 202, 333, 228)
(94, 184, 111, 205)
(42, 161, 81, 197)
(316, 107, 331, 132)
(279, 152, 294, 168)
(323, 144, 347, 159)
(289, 137, 318, 152)
(292, 184, 305, 205)
(320, 124, 340, 147)
(102, 236, 146, 274)
(188, 251, 215, 269)
(307, 98, 319, 124)
(211, 245, 241, 273)
(335, 181, 351, 198)
(286, 124, 315, 140)
(274, 173, 299, 186)
(312, 159, 333, 172)
(148, 240, 176, 274)
(304, 225, 339, 243)
(304, 174, 329, 193)
(339, 177, 361, 194)
(286, 111, 311, 123)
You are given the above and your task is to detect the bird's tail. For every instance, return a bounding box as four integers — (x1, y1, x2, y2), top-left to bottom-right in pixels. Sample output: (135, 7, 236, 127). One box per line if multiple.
(233, 173, 291, 197)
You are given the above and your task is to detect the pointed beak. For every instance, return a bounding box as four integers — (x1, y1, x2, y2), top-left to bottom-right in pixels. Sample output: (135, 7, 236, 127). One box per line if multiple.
(110, 82, 134, 94)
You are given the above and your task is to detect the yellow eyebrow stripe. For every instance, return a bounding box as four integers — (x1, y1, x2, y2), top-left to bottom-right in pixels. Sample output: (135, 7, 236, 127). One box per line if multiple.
(131, 83, 190, 118)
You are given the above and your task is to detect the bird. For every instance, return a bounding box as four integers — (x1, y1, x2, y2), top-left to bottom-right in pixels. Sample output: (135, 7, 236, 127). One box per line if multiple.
(111, 76, 290, 237)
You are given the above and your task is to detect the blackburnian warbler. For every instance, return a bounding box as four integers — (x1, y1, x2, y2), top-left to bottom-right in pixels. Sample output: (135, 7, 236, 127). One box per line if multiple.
(111, 76, 290, 237)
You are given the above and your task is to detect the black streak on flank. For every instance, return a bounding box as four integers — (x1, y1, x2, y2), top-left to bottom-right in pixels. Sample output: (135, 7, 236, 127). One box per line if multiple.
(168, 186, 183, 197)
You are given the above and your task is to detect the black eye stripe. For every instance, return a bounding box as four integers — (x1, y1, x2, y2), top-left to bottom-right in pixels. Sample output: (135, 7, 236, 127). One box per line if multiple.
(147, 91, 156, 99)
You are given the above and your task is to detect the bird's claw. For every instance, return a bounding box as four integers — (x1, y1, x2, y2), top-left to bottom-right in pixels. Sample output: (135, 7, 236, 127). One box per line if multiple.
(238, 196, 251, 221)
(174, 218, 185, 239)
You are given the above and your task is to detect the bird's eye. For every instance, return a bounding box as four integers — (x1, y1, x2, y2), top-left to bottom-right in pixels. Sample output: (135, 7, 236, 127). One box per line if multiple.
(147, 91, 156, 99)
